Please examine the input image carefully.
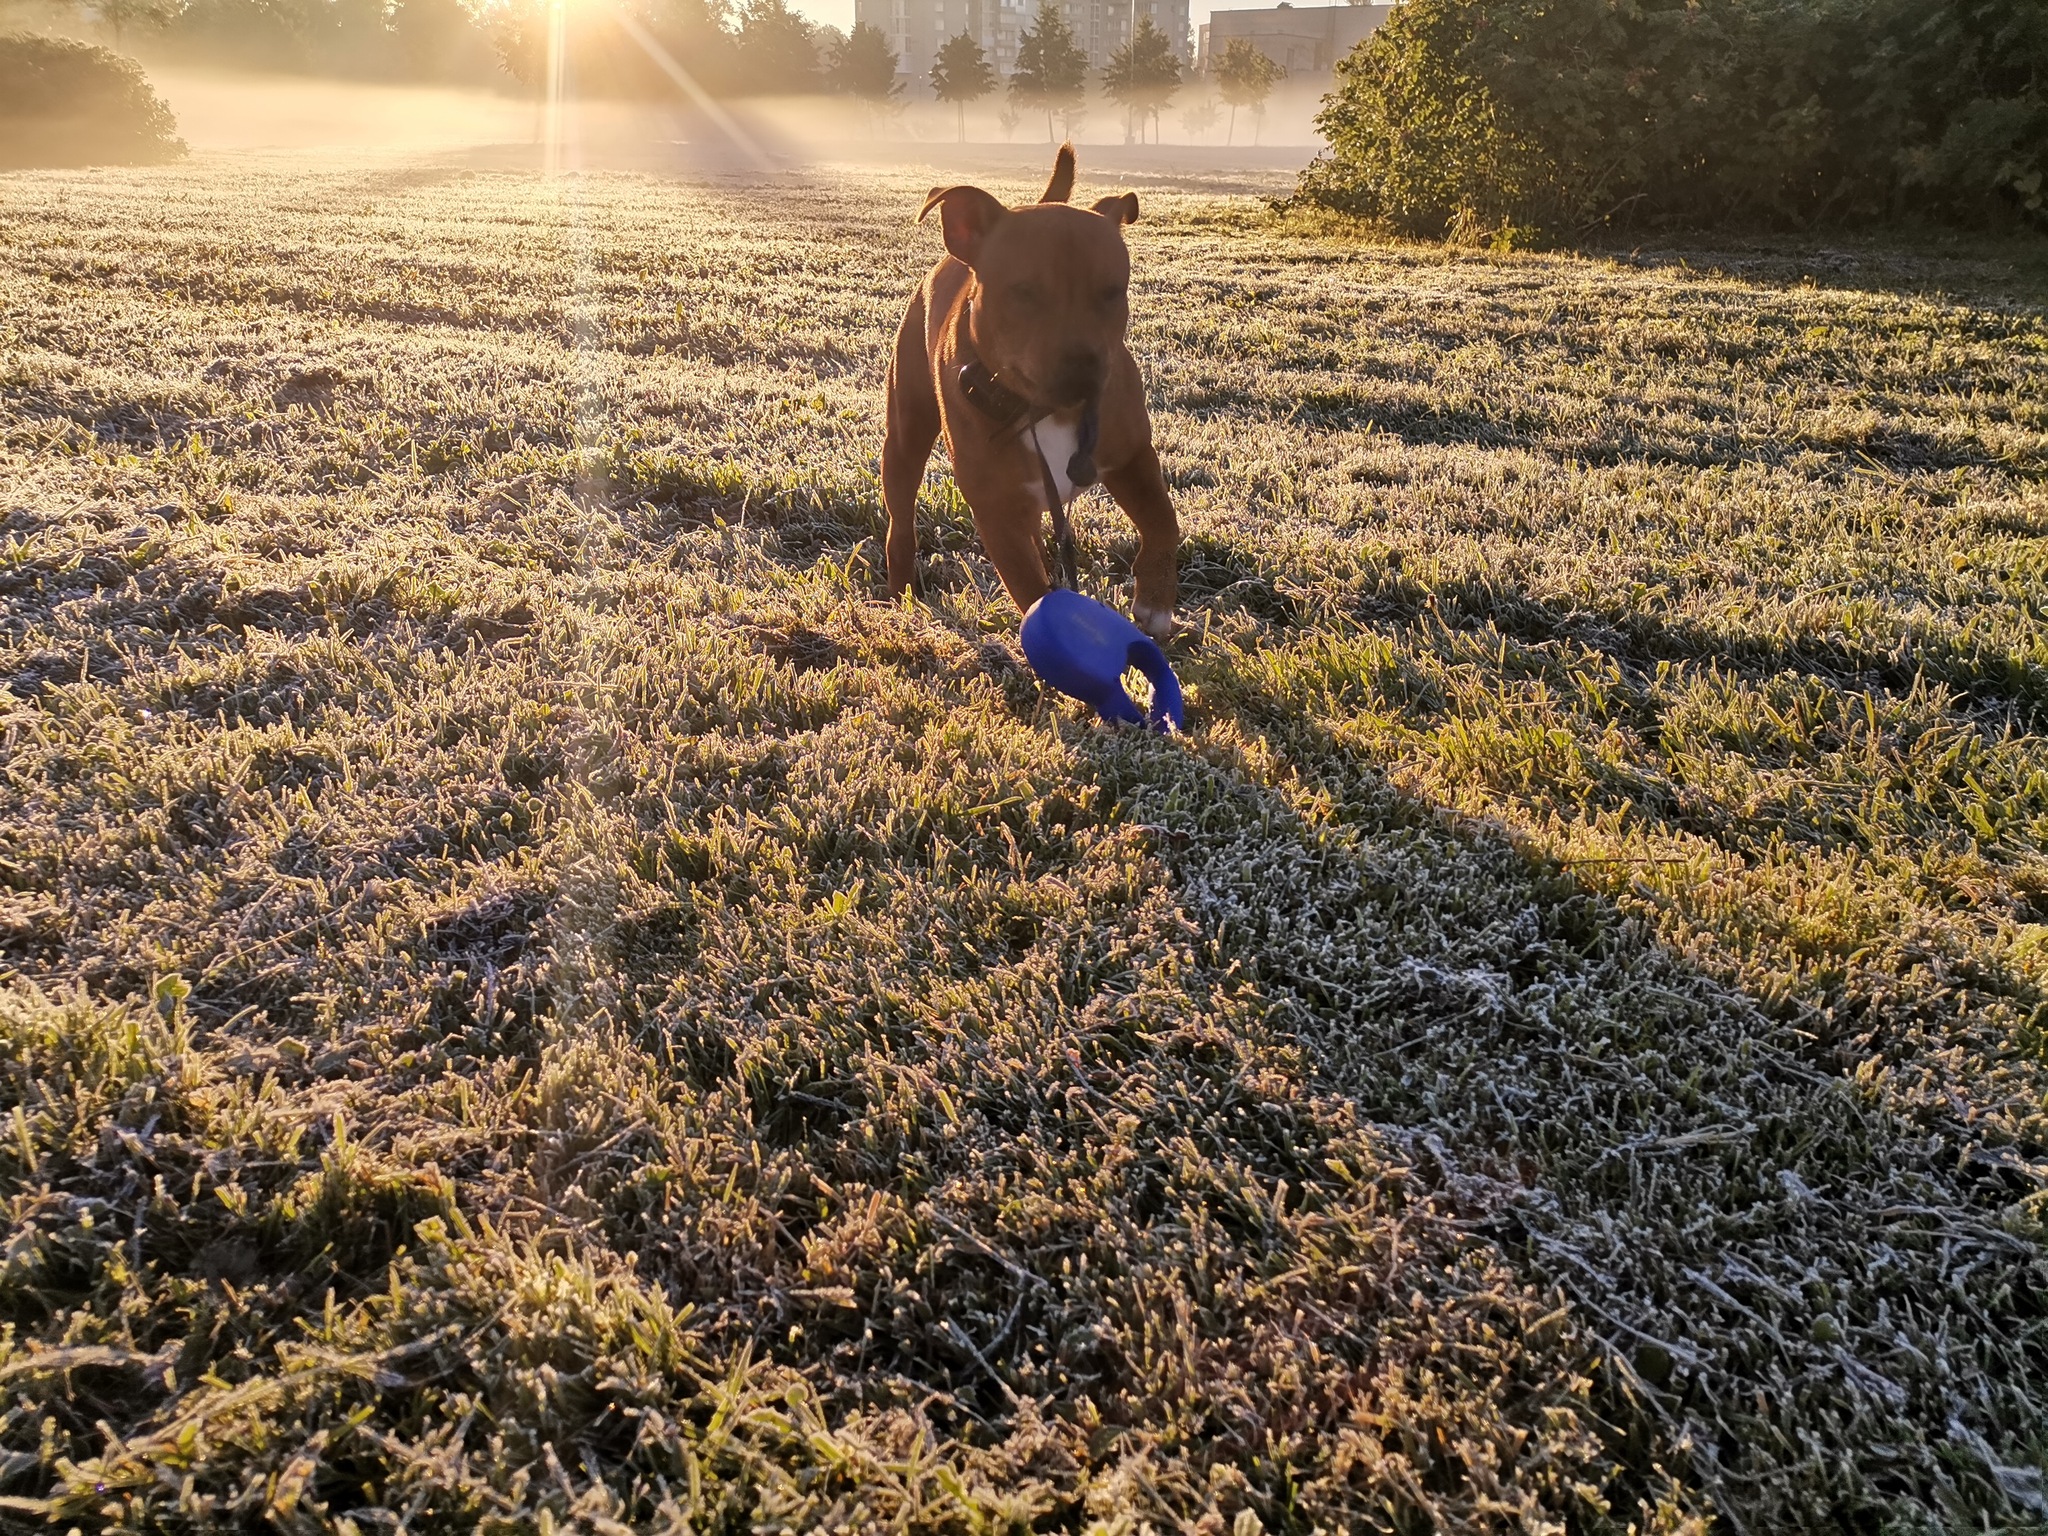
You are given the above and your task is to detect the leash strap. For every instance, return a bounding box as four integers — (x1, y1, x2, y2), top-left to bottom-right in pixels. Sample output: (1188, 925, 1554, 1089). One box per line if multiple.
(1029, 425, 1080, 591)
(956, 303, 1090, 593)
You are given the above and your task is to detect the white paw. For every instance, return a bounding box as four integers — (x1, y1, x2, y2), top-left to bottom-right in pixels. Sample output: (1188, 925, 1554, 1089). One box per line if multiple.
(1134, 604, 1174, 643)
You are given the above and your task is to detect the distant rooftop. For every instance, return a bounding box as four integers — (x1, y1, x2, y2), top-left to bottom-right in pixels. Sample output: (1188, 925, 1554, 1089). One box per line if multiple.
(1196, 1, 1393, 73)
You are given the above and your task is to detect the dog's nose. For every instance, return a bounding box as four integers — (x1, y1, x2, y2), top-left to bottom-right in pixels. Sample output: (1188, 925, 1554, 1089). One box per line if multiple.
(1052, 350, 1105, 405)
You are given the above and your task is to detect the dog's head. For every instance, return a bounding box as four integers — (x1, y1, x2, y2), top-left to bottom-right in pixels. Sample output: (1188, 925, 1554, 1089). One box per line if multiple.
(919, 143, 1140, 414)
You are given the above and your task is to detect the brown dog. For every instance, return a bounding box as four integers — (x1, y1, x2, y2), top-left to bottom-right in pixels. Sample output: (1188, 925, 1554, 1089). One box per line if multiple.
(882, 145, 1178, 641)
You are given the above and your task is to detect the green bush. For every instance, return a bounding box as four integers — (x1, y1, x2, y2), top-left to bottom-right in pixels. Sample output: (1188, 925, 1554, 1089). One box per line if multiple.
(0, 33, 186, 169)
(1295, 0, 2048, 241)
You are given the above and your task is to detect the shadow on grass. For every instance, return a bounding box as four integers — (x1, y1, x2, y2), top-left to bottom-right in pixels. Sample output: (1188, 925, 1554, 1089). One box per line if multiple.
(1588, 235, 2048, 311)
(1066, 703, 2048, 1534)
(1159, 375, 2044, 481)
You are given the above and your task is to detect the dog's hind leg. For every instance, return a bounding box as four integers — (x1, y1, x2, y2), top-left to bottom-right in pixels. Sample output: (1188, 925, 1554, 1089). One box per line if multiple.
(882, 298, 939, 599)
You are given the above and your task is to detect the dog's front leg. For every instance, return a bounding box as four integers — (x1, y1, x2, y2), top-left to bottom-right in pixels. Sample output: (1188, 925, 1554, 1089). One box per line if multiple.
(960, 475, 1054, 619)
(1100, 444, 1179, 641)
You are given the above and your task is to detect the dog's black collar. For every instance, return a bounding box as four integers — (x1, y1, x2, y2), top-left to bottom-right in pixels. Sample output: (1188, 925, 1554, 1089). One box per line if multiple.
(956, 304, 1032, 430)
(958, 355, 1032, 428)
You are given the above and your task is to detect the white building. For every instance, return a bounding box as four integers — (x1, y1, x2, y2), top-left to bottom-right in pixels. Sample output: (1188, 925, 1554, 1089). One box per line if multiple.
(859, 0, 1192, 92)
(1196, 1, 1391, 75)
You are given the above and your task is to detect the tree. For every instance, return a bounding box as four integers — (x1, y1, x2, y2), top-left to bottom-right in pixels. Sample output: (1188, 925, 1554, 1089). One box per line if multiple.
(385, 0, 494, 81)
(1010, 3, 1085, 143)
(321, 0, 396, 78)
(1214, 35, 1281, 145)
(481, 0, 648, 93)
(0, 33, 185, 166)
(98, 0, 181, 50)
(930, 30, 997, 142)
(159, 0, 316, 71)
(1103, 13, 1179, 143)
(830, 19, 901, 125)
(733, 0, 819, 94)
(1293, 0, 2048, 240)
(642, 0, 739, 98)
(1179, 93, 1219, 141)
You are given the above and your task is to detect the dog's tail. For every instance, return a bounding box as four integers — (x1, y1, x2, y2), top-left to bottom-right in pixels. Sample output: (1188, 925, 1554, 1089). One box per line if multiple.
(1040, 142, 1076, 204)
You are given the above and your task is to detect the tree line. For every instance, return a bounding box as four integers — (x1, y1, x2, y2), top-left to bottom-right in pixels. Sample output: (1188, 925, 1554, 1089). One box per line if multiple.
(17, 0, 500, 79)
(11, 0, 1271, 135)
(485, 0, 1270, 142)
(484, 0, 1289, 147)
(488, 0, 888, 98)
(1296, 0, 2046, 236)
(933, 6, 1284, 145)
(10, 0, 890, 89)
(15, 0, 1287, 142)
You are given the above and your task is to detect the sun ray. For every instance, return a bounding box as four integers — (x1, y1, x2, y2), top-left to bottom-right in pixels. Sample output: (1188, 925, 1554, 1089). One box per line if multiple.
(614, 10, 772, 171)
(542, 0, 569, 178)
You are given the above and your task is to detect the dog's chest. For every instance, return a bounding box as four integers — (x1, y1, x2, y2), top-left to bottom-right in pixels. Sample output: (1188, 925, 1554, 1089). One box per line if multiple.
(1026, 416, 1082, 506)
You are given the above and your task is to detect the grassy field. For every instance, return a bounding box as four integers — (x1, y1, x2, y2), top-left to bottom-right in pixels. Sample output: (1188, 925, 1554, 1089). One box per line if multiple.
(1, 151, 2045, 1533)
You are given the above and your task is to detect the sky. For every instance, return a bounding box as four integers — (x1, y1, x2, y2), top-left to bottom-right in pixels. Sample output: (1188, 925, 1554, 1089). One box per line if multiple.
(787, 0, 855, 32)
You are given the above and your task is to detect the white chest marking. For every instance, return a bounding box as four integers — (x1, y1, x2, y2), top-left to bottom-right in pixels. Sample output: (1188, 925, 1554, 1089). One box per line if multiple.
(1026, 416, 1081, 507)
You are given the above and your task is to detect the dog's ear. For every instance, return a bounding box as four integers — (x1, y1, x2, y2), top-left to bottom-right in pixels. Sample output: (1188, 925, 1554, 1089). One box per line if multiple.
(918, 184, 1007, 266)
(1092, 192, 1139, 226)
(1041, 142, 1076, 203)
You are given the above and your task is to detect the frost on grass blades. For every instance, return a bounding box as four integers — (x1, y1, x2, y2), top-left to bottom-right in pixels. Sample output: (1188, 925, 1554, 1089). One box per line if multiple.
(0, 154, 2044, 1533)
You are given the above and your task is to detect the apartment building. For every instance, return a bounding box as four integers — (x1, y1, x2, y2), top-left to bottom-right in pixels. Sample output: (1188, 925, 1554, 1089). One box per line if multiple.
(1196, 1, 1390, 75)
(859, 0, 1191, 90)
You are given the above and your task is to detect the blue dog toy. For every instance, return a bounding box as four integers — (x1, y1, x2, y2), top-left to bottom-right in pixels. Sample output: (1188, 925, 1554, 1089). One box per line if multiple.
(1020, 588, 1184, 733)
